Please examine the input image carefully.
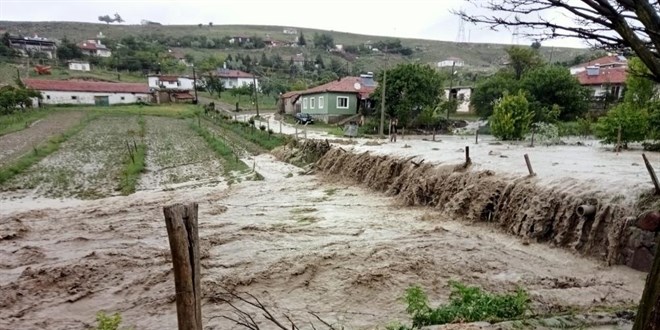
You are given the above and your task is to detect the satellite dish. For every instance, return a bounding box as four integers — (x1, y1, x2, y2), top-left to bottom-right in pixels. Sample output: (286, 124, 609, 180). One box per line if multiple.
(353, 82, 362, 90)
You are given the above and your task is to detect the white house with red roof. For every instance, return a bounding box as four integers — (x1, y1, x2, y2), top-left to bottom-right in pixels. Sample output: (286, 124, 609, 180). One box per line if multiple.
(570, 54, 627, 75)
(24, 79, 151, 106)
(78, 40, 112, 57)
(575, 66, 627, 99)
(210, 69, 259, 90)
(147, 75, 195, 91)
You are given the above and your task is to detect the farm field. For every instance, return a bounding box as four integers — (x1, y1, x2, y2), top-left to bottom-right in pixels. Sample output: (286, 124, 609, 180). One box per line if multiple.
(138, 116, 224, 190)
(2, 116, 141, 199)
(0, 111, 86, 167)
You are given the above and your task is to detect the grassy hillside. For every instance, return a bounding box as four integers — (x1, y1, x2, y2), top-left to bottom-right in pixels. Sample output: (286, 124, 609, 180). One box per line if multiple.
(0, 21, 590, 69)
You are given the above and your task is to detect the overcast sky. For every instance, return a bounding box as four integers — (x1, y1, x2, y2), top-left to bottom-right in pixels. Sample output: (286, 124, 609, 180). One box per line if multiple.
(0, 0, 586, 48)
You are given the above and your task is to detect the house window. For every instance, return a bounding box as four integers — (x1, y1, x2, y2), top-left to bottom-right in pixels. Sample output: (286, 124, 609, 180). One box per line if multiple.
(46, 95, 50, 100)
(121, 96, 125, 100)
(319, 96, 324, 109)
(310, 97, 316, 109)
(458, 93, 465, 101)
(303, 98, 308, 109)
(337, 96, 349, 109)
(71, 96, 77, 100)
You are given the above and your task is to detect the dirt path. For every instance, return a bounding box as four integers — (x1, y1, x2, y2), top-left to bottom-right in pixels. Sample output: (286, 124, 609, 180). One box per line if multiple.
(0, 154, 645, 330)
(0, 111, 86, 167)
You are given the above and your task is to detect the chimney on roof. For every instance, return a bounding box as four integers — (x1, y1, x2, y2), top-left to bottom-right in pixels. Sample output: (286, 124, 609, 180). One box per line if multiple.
(223, 62, 227, 69)
(586, 65, 600, 76)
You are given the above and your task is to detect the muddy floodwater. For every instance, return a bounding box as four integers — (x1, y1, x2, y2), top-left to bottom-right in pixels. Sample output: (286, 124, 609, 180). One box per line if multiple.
(0, 155, 646, 329)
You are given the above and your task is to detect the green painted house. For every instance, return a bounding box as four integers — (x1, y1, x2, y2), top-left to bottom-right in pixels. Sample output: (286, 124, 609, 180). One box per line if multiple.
(294, 75, 377, 123)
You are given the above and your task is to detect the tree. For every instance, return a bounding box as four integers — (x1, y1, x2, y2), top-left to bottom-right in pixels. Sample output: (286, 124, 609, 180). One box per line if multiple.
(371, 63, 445, 127)
(209, 22, 213, 27)
(471, 71, 520, 118)
(531, 40, 541, 50)
(521, 65, 589, 121)
(506, 46, 543, 80)
(314, 54, 325, 69)
(624, 57, 657, 109)
(0, 85, 41, 115)
(595, 102, 649, 147)
(489, 91, 533, 140)
(259, 53, 271, 68)
(56, 38, 83, 61)
(313, 33, 335, 50)
(205, 75, 225, 97)
(98, 13, 124, 24)
(298, 32, 307, 47)
(455, 0, 660, 83)
(328, 58, 344, 75)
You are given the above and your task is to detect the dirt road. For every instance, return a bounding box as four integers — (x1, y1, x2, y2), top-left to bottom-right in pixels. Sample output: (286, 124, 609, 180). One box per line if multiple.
(0, 154, 645, 330)
(0, 111, 86, 167)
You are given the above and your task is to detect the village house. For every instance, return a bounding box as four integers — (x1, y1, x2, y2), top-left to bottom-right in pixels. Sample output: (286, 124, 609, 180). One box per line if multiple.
(147, 75, 196, 103)
(208, 69, 259, 90)
(280, 91, 301, 115)
(283, 28, 298, 35)
(78, 40, 112, 57)
(293, 54, 305, 67)
(7, 35, 57, 59)
(575, 66, 627, 99)
(228, 36, 251, 44)
(67, 60, 91, 72)
(445, 86, 473, 113)
(570, 54, 627, 75)
(167, 49, 192, 67)
(24, 79, 151, 106)
(288, 74, 377, 123)
(438, 57, 465, 68)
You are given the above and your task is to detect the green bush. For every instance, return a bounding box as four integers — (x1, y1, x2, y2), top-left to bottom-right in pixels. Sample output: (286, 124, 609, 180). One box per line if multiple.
(96, 312, 122, 330)
(530, 122, 559, 145)
(403, 282, 529, 328)
(595, 103, 649, 148)
(489, 91, 532, 140)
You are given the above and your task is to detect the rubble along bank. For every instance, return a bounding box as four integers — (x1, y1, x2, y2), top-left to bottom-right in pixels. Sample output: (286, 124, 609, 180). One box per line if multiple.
(274, 140, 658, 271)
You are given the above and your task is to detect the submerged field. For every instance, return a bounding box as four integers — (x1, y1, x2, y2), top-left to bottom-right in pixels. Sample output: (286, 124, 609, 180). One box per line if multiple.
(0, 105, 656, 329)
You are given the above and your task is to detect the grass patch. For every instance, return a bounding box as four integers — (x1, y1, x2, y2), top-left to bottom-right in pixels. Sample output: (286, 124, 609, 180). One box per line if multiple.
(0, 113, 95, 185)
(189, 121, 249, 175)
(206, 115, 288, 151)
(0, 108, 51, 136)
(200, 91, 278, 111)
(117, 116, 147, 195)
(394, 281, 529, 329)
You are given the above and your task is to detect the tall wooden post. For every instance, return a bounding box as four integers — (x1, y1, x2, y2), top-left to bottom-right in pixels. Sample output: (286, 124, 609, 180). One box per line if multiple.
(465, 146, 471, 165)
(633, 221, 660, 330)
(524, 154, 535, 176)
(642, 153, 660, 195)
(163, 203, 202, 330)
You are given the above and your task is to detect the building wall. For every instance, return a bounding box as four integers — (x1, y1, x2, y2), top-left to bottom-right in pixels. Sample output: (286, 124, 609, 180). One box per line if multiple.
(588, 84, 624, 98)
(68, 62, 91, 71)
(148, 77, 195, 91)
(444, 88, 472, 113)
(221, 77, 259, 90)
(39, 90, 151, 105)
(96, 49, 112, 57)
(301, 92, 358, 120)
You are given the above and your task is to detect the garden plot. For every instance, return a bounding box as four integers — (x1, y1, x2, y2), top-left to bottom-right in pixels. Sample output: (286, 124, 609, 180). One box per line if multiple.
(0, 111, 86, 166)
(2, 116, 139, 199)
(138, 116, 223, 190)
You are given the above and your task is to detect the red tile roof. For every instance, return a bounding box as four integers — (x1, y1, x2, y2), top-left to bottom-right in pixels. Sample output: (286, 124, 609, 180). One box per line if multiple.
(211, 69, 255, 79)
(575, 67, 627, 85)
(298, 76, 376, 98)
(78, 41, 109, 51)
(280, 91, 300, 98)
(574, 55, 627, 69)
(24, 79, 151, 94)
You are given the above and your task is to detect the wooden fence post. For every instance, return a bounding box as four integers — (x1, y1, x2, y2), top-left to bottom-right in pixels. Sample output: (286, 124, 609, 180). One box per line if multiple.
(642, 153, 660, 195)
(279, 120, 282, 134)
(475, 129, 479, 144)
(163, 203, 202, 330)
(524, 154, 535, 176)
(465, 146, 471, 165)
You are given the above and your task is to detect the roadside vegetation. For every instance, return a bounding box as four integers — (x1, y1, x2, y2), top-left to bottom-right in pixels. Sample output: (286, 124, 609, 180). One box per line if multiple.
(388, 282, 529, 329)
(189, 121, 249, 174)
(0, 107, 50, 136)
(205, 113, 288, 151)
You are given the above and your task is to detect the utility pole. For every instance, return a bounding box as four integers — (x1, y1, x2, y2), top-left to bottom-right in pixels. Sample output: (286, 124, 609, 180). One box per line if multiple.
(252, 72, 259, 117)
(192, 65, 198, 105)
(447, 61, 456, 120)
(379, 46, 389, 138)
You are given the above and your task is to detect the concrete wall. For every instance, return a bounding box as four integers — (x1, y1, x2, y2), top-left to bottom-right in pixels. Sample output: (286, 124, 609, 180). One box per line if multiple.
(148, 77, 195, 91)
(39, 90, 151, 105)
(444, 87, 472, 113)
(222, 77, 259, 90)
(68, 62, 91, 71)
(301, 92, 357, 116)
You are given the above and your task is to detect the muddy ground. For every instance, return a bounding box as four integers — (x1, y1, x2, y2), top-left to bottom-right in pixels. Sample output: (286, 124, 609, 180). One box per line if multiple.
(0, 154, 646, 330)
(0, 111, 86, 166)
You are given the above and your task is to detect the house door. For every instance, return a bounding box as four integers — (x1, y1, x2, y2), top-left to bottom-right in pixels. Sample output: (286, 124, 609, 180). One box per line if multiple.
(94, 96, 109, 106)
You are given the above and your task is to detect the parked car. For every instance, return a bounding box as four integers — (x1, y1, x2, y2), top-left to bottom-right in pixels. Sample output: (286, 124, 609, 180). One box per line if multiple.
(294, 113, 314, 124)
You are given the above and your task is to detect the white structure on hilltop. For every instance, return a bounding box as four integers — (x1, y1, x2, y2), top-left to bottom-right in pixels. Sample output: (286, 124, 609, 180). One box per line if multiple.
(438, 57, 465, 68)
(209, 69, 259, 90)
(78, 40, 112, 57)
(68, 61, 91, 72)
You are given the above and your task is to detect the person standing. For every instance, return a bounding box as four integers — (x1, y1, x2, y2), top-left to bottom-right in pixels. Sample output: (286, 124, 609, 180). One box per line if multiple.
(389, 118, 398, 143)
